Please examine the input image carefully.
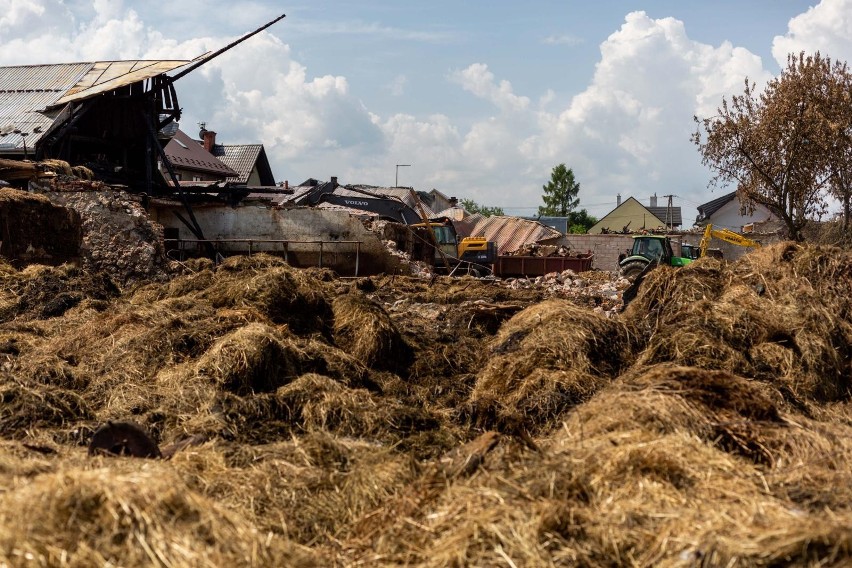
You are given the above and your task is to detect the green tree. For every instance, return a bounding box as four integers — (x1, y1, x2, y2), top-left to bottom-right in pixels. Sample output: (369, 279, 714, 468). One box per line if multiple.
(567, 209, 598, 234)
(693, 52, 851, 241)
(459, 198, 504, 217)
(539, 164, 580, 216)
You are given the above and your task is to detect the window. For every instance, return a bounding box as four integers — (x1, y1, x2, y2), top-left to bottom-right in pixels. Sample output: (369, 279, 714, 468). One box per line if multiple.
(192, 175, 202, 182)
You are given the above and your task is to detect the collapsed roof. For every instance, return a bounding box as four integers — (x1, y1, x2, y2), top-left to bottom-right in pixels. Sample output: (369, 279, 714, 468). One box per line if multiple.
(0, 14, 285, 195)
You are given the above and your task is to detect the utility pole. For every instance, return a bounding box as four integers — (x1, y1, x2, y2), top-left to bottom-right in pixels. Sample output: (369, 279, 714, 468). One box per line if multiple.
(663, 194, 674, 230)
(395, 164, 411, 187)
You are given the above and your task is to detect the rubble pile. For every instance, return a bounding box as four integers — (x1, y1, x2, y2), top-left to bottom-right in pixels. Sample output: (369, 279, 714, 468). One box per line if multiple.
(33, 182, 170, 285)
(498, 268, 628, 313)
(503, 243, 573, 257)
(0, 243, 851, 566)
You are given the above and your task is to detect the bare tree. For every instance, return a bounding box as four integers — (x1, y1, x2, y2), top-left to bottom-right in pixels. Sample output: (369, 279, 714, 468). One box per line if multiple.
(693, 52, 850, 241)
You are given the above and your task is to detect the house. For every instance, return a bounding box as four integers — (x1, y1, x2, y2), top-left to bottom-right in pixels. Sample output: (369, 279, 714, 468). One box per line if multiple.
(162, 127, 276, 187)
(695, 191, 776, 231)
(206, 127, 276, 186)
(160, 129, 237, 184)
(589, 195, 682, 234)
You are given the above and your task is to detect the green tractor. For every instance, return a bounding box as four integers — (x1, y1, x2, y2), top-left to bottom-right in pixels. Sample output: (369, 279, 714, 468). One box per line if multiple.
(618, 235, 693, 307)
(618, 235, 693, 281)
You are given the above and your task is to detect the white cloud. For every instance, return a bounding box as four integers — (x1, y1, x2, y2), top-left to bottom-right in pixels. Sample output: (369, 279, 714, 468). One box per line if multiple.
(514, 11, 773, 212)
(772, 0, 852, 65)
(450, 63, 530, 113)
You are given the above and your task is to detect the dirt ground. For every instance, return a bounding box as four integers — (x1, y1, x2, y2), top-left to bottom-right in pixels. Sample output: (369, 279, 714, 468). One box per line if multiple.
(0, 228, 851, 566)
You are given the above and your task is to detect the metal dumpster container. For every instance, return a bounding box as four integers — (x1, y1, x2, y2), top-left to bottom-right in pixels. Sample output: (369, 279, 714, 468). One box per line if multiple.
(493, 252, 594, 277)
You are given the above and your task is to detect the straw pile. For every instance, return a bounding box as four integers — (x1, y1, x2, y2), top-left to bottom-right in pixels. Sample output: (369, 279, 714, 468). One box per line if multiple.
(624, 243, 852, 402)
(331, 290, 411, 371)
(0, 458, 318, 566)
(0, 241, 850, 566)
(469, 299, 636, 433)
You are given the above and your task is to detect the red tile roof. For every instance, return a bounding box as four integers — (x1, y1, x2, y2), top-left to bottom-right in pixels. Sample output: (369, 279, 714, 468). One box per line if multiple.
(163, 130, 236, 177)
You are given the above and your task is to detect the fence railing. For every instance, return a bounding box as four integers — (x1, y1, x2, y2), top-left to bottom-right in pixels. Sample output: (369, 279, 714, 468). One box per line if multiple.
(166, 238, 364, 275)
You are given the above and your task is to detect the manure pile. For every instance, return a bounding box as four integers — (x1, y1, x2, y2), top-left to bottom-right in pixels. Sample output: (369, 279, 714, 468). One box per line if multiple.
(1, 244, 851, 566)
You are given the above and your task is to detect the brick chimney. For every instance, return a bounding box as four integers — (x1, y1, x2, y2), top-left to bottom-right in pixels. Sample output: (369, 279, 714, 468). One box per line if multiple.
(202, 130, 217, 152)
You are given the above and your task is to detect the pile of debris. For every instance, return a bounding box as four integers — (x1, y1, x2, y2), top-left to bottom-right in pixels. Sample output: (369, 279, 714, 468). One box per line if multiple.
(38, 187, 170, 286)
(497, 268, 627, 313)
(504, 243, 573, 257)
(1, 160, 170, 286)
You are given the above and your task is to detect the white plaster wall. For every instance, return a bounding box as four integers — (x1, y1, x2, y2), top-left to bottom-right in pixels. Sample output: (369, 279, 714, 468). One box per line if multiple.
(708, 200, 774, 231)
(150, 203, 402, 275)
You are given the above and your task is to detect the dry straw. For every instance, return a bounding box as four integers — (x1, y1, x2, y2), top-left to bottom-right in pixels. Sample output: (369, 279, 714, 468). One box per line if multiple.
(331, 290, 411, 371)
(0, 241, 851, 566)
(469, 298, 636, 432)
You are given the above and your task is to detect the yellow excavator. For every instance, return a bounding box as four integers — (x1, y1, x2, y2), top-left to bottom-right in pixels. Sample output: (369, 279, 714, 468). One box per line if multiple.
(698, 223, 761, 257)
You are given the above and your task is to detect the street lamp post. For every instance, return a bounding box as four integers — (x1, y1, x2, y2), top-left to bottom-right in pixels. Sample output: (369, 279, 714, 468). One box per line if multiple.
(395, 164, 411, 187)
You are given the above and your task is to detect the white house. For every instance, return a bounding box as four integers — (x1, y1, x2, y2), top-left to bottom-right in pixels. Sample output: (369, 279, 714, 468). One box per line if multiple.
(695, 192, 775, 231)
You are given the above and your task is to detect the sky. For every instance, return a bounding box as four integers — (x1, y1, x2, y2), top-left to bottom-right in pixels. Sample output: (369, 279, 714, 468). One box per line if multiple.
(2, 0, 852, 222)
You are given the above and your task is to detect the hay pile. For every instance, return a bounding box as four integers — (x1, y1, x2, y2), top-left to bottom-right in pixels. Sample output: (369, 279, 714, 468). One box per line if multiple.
(624, 243, 852, 403)
(469, 299, 636, 433)
(0, 243, 851, 566)
(331, 290, 411, 371)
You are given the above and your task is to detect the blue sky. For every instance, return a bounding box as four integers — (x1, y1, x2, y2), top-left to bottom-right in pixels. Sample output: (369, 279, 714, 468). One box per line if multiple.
(2, 0, 851, 222)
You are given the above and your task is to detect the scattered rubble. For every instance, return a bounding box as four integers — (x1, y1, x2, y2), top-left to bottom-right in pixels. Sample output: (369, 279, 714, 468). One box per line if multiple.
(503, 242, 572, 256)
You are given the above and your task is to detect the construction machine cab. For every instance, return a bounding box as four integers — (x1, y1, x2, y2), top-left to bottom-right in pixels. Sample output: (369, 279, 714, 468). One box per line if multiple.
(619, 235, 691, 282)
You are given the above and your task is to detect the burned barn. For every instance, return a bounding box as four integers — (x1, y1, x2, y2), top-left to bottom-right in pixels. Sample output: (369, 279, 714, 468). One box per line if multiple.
(0, 14, 285, 197)
(0, 59, 186, 192)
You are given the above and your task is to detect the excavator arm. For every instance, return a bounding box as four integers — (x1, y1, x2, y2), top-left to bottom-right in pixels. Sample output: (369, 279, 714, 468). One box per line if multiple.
(699, 223, 761, 257)
(295, 182, 423, 224)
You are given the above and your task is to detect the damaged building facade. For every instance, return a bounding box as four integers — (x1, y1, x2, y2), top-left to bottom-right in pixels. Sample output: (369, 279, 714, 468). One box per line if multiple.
(1, 14, 585, 278)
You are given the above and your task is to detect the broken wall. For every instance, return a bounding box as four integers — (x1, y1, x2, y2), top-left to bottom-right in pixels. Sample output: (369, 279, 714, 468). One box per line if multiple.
(39, 187, 170, 285)
(150, 204, 406, 276)
(542, 234, 638, 272)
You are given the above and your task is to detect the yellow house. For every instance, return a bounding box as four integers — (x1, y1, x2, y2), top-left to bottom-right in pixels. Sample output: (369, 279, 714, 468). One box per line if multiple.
(589, 196, 670, 234)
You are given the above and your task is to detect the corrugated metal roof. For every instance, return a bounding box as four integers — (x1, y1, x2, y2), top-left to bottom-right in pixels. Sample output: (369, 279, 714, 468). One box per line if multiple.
(0, 63, 92, 150)
(1, 60, 191, 152)
(54, 60, 190, 105)
(0, 63, 92, 92)
(467, 216, 562, 255)
(212, 144, 263, 184)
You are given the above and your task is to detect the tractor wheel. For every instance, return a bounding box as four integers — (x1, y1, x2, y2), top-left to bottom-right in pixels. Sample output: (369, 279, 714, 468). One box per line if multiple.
(619, 260, 649, 282)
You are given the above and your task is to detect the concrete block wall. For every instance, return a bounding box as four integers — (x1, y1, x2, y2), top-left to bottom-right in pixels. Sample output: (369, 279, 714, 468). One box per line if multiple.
(544, 234, 686, 272)
(545, 234, 634, 272)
